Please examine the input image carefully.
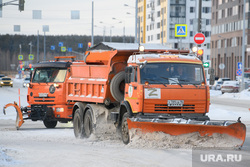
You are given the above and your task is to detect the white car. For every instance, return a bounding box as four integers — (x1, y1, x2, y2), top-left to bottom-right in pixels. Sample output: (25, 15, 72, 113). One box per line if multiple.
(221, 81, 239, 94)
(213, 81, 223, 90)
(23, 77, 30, 87)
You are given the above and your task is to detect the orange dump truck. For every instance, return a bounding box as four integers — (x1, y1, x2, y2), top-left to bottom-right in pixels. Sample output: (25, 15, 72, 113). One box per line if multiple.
(3, 56, 78, 128)
(67, 43, 246, 146)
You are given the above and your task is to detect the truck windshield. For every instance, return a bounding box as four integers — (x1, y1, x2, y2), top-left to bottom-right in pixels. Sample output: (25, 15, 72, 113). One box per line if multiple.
(32, 68, 67, 83)
(140, 63, 204, 85)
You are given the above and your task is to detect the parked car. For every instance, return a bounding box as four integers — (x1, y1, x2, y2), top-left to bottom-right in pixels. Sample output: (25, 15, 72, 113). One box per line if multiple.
(23, 77, 30, 87)
(0, 74, 5, 79)
(217, 77, 231, 82)
(221, 81, 239, 94)
(0, 77, 13, 87)
(213, 81, 223, 90)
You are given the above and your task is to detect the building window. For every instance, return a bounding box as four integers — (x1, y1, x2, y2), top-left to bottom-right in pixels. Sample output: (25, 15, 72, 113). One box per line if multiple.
(157, 22, 160, 28)
(157, 11, 161, 17)
(157, 33, 160, 40)
(205, 31, 211, 37)
(190, 19, 193, 25)
(157, 0, 160, 6)
(190, 31, 193, 37)
(202, 7, 211, 13)
(206, 19, 211, 25)
(190, 7, 195, 13)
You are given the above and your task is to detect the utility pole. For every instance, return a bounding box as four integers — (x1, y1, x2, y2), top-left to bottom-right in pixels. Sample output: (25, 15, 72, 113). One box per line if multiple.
(135, 0, 138, 43)
(91, 1, 94, 47)
(241, 0, 246, 91)
(198, 0, 202, 33)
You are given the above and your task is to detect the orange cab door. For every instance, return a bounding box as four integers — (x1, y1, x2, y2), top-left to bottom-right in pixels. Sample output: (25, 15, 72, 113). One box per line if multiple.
(125, 67, 142, 114)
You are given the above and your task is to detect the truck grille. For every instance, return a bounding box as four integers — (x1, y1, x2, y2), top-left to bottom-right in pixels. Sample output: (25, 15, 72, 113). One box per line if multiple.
(155, 104, 195, 112)
(34, 96, 55, 102)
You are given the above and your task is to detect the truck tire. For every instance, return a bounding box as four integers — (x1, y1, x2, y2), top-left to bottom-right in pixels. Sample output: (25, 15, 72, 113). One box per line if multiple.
(73, 108, 84, 138)
(121, 112, 130, 144)
(83, 109, 94, 138)
(110, 71, 125, 102)
(43, 120, 57, 128)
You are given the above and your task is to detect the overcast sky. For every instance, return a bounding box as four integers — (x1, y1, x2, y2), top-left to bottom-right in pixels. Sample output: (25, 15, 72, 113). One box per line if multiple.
(0, 0, 135, 36)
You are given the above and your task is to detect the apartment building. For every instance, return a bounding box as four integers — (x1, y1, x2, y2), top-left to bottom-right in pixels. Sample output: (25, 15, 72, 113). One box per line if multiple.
(211, 0, 250, 80)
(137, 0, 212, 63)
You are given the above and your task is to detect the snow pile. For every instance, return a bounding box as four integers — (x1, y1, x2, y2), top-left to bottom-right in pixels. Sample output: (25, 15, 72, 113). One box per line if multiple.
(0, 147, 19, 166)
(210, 89, 250, 100)
(128, 129, 243, 149)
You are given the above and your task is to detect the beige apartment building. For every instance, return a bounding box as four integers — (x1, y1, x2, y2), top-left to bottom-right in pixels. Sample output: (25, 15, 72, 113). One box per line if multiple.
(211, 0, 250, 80)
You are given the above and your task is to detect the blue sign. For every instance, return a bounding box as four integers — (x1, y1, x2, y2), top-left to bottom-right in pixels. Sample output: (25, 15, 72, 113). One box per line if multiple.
(78, 43, 83, 48)
(18, 70, 22, 74)
(59, 42, 63, 47)
(236, 69, 242, 76)
(51, 45, 55, 50)
(237, 62, 242, 70)
(68, 48, 72, 52)
(175, 24, 187, 37)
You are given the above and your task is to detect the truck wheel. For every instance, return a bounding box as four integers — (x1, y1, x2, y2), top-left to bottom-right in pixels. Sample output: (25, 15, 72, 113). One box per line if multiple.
(110, 71, 125, 102)
(73, 108, 84, 138)
(83, 109, 93, 138)
(43, 120, 57, 128)
(121, 112, 130, 144)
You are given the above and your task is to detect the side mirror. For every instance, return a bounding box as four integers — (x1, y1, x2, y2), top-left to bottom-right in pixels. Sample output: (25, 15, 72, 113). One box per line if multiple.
(29, 72, 32, 81)
(125, 67, 132, 83)
(125, 73, 131, 83)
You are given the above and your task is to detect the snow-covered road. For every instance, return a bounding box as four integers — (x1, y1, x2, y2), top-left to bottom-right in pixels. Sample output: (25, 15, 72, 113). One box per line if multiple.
(0, 79, 250, 167)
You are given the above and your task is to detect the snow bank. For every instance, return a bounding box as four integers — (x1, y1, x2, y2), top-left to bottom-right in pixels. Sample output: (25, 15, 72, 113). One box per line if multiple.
(210, 89, 250, 100)
(0, 147, 20, 166)
(128, 129, 243, 149)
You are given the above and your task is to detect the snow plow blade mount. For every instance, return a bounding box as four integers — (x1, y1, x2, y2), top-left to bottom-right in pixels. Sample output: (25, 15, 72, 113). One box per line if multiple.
(127, 117, 246, 147)
(3, 102, 24, 129)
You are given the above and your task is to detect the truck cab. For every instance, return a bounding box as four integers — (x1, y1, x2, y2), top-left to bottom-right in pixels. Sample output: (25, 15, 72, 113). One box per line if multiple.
(121, 53, 210, 121)
(25, 57, 76, 128)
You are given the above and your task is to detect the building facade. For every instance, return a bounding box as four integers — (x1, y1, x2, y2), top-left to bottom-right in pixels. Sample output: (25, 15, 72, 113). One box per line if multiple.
(137, 0, 212, 64)
(211, 0, 250, 80)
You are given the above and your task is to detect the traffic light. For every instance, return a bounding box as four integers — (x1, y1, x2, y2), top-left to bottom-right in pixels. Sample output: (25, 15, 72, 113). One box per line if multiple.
(197, 49, 204, 56)
(20, 64, 23, 70)
(197, 49, 204, 61)
(29, 64, 34, 71)
(88, 42, 91, 48)
(19, 0, 25, 12)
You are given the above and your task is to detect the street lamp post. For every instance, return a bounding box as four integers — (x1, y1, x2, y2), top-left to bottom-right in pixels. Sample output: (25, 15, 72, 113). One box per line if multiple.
(100, 21, 116, 42)
(112, 17, 125, 43)
(241, 0, 246, 91)
(124, 1, 138, 43)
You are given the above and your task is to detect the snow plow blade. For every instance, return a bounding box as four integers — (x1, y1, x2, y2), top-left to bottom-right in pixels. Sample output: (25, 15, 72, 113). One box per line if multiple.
(127, 117, 246, 147)
(3, 102, 24, 129)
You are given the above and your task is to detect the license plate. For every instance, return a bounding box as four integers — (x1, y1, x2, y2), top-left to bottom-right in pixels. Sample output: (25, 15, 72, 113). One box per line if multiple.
(167, 100, 184, 107)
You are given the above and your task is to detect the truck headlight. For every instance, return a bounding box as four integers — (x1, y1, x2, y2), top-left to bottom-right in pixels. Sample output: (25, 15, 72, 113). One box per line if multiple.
(56, 108, 64, 112)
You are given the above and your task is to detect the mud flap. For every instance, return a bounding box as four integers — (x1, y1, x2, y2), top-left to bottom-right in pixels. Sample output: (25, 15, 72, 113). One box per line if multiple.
(3, 102, 24, 129)
(127, 118, 246, 147)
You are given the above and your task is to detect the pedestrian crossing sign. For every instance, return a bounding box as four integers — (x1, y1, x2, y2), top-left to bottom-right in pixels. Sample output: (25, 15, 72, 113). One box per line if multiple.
(175, 24, 187, 37)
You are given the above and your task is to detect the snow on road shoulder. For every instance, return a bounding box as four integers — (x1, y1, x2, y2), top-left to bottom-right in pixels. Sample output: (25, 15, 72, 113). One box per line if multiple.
(210, 89, 250, 100)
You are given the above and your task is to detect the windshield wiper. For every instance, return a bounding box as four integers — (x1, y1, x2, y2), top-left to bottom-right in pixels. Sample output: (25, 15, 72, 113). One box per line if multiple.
(160, 77, 183, 87)
(143, 78, 167, 87)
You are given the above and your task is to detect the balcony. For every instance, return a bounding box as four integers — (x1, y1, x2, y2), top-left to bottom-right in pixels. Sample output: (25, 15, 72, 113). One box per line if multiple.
(170, 12, 185, 17)
(170, 0, 185, 5)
